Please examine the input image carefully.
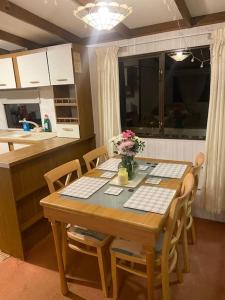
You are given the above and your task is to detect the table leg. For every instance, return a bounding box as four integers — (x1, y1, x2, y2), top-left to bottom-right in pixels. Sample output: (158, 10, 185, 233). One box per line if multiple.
(51, 221, 68, 295)
(145, 246, 155, 300)
(8, 142, 14, 151)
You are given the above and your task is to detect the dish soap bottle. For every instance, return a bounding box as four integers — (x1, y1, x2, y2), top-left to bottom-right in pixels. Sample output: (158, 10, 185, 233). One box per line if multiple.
(22, 119, 30, 131)
(43, 114, 51, 132)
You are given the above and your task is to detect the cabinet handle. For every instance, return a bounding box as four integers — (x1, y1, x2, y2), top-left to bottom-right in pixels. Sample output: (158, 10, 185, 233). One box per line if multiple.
(62, 128, 73, 132)
(30, 81, 40, 84)
(0, 83, 7, 86)
(56, 79, 68, 82)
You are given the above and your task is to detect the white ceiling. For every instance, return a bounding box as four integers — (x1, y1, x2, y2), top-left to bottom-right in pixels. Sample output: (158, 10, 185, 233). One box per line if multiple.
(0, 0, 224, 50)
(186, 0, 225, 17)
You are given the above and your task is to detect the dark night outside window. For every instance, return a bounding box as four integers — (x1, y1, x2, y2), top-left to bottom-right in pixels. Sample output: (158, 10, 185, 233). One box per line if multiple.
(119, 46, 210, 140)
(4, 103, 42, 129)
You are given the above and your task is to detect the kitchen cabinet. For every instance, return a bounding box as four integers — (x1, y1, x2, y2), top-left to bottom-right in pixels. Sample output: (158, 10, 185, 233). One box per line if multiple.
(0, 58, 16, 89)
(17, 51, 50, 88)
(47, 44, 74, 85)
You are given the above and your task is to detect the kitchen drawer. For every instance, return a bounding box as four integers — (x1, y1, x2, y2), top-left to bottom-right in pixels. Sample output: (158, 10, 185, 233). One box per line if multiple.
(56, 124, 80, 138)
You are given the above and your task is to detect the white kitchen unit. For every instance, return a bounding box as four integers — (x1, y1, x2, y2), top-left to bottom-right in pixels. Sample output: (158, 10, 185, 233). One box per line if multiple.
(56, 123, 80, 138)
(0, 58, 16, 89)
(47, 44, 74, 85)
(17, 51, 50, 88)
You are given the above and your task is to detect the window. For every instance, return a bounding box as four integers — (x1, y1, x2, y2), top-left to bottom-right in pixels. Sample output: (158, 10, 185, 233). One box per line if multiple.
(4, 103, 42, 129)
(119, 46, 210, 139)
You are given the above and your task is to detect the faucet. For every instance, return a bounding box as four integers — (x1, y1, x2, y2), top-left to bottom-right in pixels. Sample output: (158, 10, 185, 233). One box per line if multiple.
(19, 119, 41, 132)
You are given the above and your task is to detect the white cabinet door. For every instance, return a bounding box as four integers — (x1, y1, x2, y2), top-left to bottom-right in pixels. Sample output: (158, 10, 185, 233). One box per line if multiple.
(17, 52, 50, 88)
(0, 58, 16, 89)
(47, 44, 74, 85)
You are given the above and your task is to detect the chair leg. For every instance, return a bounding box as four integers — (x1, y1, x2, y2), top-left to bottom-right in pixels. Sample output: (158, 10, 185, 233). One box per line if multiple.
(176, 248, 183, 283)
(146, 249, 156, 300)
(190, 217, 196, 245)
(97, 246, 109, 298)
(161, 259, 170, 300)
(182, 226, 190, 273)
(111, 252, 119, 300)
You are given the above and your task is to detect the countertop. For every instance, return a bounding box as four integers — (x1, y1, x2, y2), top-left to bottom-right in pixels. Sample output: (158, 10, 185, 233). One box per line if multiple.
(0, 130, 57, 144)
(0, 134, 94, 169)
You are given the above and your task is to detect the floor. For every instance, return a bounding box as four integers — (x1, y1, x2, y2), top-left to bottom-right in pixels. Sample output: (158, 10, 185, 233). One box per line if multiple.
(0, 218, 225, 300)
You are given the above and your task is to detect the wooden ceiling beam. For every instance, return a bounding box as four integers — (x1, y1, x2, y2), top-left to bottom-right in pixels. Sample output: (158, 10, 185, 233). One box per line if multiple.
(85, 10, 225, 44)
(74, 0, 132, 38)
(192, 11, 225, 27)
(0, 29, 41, 49)
(0, 0, 82, 44)
(174, 0, 192, 27)
(0, 48, 9, 54)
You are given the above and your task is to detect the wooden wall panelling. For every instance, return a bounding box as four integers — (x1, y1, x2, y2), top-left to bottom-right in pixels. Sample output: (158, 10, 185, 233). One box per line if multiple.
(0, 167, 24, 259)
(0, 137, 95, 258)
(72, 44, 94, 138)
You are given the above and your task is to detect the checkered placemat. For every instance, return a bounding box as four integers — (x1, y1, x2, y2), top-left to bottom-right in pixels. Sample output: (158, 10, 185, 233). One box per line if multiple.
(97, 158, 121, 172)
(149, 163, 187, 179)
(123, 186, 176, 214)
(59, 177, 109, 199)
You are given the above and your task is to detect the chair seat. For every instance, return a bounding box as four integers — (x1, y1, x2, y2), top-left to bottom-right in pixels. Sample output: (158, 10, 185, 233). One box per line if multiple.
(67, 225, 110, 246)
(111, 233, 164, 259)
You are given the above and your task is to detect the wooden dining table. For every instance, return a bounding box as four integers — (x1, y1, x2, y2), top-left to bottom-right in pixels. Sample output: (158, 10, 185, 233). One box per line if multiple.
(40, 157, 192, 300)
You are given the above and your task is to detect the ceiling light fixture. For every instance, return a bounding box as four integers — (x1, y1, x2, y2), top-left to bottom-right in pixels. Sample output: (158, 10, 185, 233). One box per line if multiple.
(168, 50, 191, 62)
(74, 1, 132, 31)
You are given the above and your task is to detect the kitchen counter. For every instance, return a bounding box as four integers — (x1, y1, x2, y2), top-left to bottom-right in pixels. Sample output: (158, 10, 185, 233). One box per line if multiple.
(0, 135, 83, 168)
(0, 130, 57, 145)
(0, 134, 95, 259)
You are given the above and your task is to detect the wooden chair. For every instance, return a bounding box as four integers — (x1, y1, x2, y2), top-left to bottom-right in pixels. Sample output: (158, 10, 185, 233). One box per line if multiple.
(110, 173, 194, 300)
(44, 159, 112, 297)
(186, 152, 205, 244)
(83, 145, 109, 171)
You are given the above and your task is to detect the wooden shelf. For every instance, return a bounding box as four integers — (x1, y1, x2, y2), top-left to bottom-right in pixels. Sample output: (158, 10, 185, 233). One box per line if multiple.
(54, 97, 77, 105)
(56, 117, 79, 124)
(55, 103, 77, 107)
(20, 211, 43, 232)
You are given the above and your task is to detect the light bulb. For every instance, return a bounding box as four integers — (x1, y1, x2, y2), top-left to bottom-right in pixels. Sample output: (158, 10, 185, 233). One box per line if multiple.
(191, 57, 194, 62)
(98, 7, 109, 16)
(200, 62, 204, 68)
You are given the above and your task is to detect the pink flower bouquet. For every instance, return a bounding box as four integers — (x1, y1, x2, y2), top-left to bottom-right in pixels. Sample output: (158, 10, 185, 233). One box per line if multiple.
(112, 130, 145, 157)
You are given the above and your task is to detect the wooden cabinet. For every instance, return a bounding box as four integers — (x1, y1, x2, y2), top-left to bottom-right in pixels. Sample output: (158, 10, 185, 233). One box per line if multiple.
(0, 58, 16, 89)
(47, 44, 74, 85)
(17, 51, 50, 88)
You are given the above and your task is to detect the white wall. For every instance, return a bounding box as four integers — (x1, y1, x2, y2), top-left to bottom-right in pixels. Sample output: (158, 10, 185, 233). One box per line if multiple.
(88, 23, 225, 223)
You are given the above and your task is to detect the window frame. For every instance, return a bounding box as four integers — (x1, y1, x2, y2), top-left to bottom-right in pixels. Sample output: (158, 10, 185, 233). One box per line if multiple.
(118, 45, 210, 140)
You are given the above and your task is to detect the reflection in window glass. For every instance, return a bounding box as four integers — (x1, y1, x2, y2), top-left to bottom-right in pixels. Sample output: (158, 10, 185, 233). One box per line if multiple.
(119, 56, 160, 129)
(165, 47, 210, 132)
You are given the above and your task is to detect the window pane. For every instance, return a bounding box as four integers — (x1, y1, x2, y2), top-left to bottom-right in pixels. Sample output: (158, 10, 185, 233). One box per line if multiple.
(4, 103, 42, 129)
(164, 47, 210, 138)
(119, 56, 160, 130)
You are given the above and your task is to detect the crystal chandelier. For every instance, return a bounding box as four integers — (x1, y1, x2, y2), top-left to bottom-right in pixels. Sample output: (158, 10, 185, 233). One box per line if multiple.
(74, 1, 132, 31)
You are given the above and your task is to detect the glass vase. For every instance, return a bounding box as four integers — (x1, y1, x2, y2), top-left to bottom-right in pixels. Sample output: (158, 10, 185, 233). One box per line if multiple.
(118, 155, 138, 180)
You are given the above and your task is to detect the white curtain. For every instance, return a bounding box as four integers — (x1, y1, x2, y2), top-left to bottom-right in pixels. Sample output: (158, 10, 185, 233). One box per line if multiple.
(203, 28, 225, 214)
(95, 46, 121, 156)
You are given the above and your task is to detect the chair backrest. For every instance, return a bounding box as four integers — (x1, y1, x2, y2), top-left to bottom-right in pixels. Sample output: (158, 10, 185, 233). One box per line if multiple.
(44, 159, 82, 194)
(83, 145, 109, 171)
(192, 152, 205, 188)
(162, 173, 194, 269)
